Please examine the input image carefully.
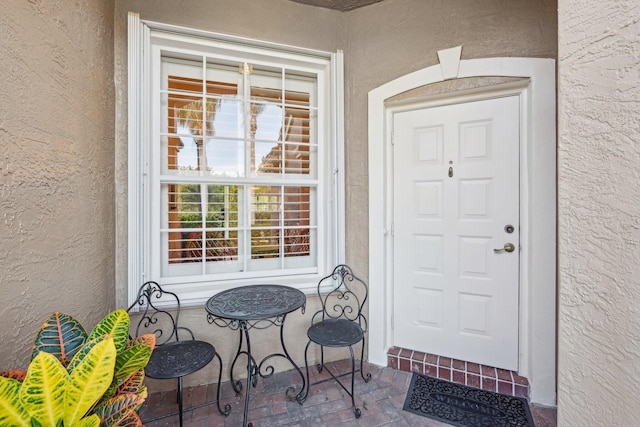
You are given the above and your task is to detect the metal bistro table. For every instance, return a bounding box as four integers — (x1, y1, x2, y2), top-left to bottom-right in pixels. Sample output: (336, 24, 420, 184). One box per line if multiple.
(205, 284, 306, 427)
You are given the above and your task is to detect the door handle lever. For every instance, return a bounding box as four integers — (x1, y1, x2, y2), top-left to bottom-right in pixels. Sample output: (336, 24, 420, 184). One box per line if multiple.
(494, 243, 515, 253)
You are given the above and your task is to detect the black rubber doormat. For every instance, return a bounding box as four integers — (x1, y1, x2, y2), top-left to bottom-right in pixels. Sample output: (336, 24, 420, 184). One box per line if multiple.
(403, 374, 534, 427)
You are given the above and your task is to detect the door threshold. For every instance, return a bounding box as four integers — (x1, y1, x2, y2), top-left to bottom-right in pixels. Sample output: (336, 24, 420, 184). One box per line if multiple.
(387, 346, 529, 399)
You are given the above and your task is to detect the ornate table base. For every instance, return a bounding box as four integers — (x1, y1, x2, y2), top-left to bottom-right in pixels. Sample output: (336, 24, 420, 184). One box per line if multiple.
(206, 285, 306, 427)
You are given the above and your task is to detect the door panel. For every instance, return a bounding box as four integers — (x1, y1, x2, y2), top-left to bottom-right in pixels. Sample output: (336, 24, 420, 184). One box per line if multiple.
(392, 95, 520, 370)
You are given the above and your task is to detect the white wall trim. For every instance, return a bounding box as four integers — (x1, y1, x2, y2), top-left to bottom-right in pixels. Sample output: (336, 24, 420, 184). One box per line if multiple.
(332, 50, 346, 264)
(127, 12, 148, 304)
(437, 45, 462, 80)
(367, 57, 556, 405)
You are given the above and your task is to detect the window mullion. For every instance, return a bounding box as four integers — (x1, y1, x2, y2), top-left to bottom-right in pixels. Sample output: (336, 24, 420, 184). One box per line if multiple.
(199, 57, 208, 275)
(281, 68, 286, 178)
(278, 185, 284, 270)
(242, 183, 249, 274)
(242, 62, 251, 272)
(279, 68, 286, 269)
(236, 62, 251, 271)
(242, 62, 251, 178)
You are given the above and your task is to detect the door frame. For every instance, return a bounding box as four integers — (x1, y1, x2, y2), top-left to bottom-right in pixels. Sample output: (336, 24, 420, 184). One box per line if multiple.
(367, 55, 556, 405)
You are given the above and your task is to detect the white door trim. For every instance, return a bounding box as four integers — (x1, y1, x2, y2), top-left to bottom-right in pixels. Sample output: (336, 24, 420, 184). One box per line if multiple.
(367, 56, 556, 405)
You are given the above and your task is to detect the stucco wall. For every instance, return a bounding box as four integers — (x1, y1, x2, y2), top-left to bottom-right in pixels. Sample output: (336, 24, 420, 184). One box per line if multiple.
(557, 0, 640, 425)
(0, 1, 115, 370)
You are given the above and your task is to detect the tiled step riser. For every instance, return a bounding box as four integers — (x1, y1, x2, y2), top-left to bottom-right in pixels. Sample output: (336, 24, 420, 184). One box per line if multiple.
(387, 346, 529, 398)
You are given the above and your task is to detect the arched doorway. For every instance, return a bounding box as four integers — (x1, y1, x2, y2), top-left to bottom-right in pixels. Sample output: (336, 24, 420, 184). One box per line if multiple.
(367, 52, 556, 405)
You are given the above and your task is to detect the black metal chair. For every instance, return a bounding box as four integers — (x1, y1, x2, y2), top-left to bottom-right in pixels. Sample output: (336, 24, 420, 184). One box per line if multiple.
(297, 264, 371, 418)
(126, 281, 230, 427)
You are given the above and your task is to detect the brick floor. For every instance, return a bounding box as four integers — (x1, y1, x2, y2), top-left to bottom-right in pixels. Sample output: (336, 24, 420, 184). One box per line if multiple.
(388, 346, 530, 398)
(138, 359, 556, 426)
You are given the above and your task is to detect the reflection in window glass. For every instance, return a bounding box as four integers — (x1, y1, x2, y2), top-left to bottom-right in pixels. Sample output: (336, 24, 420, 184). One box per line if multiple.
(166, 183, 240, 264)
(161, 62, 316, 278)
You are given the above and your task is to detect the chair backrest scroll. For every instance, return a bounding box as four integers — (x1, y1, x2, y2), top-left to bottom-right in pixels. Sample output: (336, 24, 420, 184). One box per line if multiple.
(126, 281, 195, 345)
(315, 264, 368, 331)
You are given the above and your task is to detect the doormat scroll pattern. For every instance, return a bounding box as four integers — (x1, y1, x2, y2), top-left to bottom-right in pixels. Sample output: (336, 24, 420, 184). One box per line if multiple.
(403, 374, 534, 427)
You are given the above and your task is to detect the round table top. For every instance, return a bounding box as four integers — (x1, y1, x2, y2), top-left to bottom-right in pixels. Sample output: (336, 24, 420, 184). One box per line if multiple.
(205, 284, 306, 321)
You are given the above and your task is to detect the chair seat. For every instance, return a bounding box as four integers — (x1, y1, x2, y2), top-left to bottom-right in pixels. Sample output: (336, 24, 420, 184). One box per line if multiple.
(307, 318, 364, 348)
(145, 340, 215, 379)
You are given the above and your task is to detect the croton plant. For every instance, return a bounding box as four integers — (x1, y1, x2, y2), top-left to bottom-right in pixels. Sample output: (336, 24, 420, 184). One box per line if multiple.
(0, 309, 155, 426)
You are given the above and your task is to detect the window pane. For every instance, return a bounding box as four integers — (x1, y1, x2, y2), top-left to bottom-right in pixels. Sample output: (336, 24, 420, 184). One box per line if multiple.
(165, 74, 243, 177)
(283, 106, 311, 175)
(166, 92, 206, 174)
(284, 227, 310, 257)
(205, 137, 245, 177)
(253, 103, 283, 144)
(250, 185, 312, 261)
(284, 186, 311, 258)
(165, 183, 241, 266)
(251, 82, 283, 104)
(251, 78, 313, 177)
(251, 185, 281, 260)
(179, 231, 239, 263)
(283, 186, 310, 228)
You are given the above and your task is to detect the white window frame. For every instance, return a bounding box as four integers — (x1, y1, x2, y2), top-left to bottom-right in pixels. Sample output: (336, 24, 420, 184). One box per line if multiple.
(127, 13, 344, 305)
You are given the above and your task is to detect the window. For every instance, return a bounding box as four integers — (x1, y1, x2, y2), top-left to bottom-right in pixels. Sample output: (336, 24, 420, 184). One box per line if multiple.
(128, 14, 344, 304)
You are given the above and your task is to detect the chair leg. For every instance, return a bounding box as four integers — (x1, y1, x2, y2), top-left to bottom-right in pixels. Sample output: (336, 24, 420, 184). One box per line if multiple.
(359, 337, 371, 383)
(348, 345, 361, 418)
(177, 376, 184, 427)
(214, 352, 231, 416)
(299, 341, 365, 418)
(317, 345, 325, 373)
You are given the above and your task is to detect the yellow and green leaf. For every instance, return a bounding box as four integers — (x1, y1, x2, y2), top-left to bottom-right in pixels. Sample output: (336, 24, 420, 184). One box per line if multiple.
(66, 335, 108, 375)
(113, 342, 153, 386)
(109, 411, 144, 427)
(31, 312, 88, 366)
(94, 393, 144, 427)
(0, 377, 31, 426)
(126, 333, 156, 351)
(76, 413, 101, 427)
(88, 310, 130, 354)
(97, 367, 147, 410)
(64, 337, 117, 426)
(20, 352, 68, 427)
(118, 412, 144, 427)
(117, 369, 146, 396)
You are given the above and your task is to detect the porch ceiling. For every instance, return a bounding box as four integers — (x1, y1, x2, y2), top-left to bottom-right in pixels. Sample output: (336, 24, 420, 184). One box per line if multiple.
(287, 0, 385, 11)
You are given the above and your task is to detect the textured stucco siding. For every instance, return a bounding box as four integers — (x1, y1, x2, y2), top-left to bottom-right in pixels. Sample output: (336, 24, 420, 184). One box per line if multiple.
(558, 0, 640, 425)
(0, 1, 115, 369)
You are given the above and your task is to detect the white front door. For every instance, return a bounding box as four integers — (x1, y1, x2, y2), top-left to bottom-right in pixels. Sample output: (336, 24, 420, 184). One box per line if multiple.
(392, 95, 520, 370)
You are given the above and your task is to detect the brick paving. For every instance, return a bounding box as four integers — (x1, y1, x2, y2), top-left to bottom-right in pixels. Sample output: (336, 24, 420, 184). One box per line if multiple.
(388, 347, 531, 399)
(139, 359, 557, 426)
